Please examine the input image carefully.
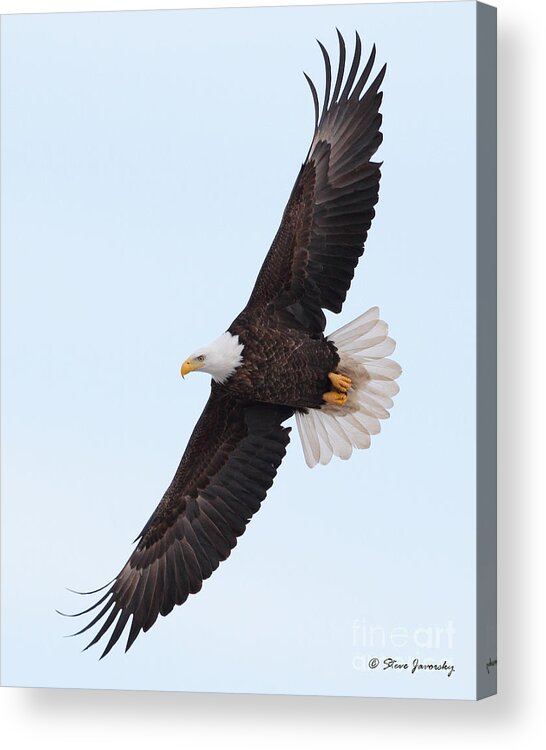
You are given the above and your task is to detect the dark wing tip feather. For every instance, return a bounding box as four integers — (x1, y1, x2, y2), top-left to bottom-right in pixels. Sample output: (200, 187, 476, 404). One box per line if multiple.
(57, 588, 112, 620)
(340, 30, 362, 102)
(320, 32, 385, 112)
(81, 602, 123, 652)
(332, 28, 347, 103)
(350, 43, 377, 101)
(125, 617, 142, 653)
(316, 39, 332, 125)
(303, 72, 319, 131)
(375, 62, 387, 90)
(69, 596, 117, 639)
(98, 610, 132, 659)
(65, 578, 116, 596)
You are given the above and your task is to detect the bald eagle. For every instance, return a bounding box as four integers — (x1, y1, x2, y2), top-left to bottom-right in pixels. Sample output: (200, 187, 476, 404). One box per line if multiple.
(64, 31, 401, 657)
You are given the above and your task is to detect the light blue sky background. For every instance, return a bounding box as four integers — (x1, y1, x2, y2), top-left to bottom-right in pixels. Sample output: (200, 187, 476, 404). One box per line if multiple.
(1, 2, 477, 699)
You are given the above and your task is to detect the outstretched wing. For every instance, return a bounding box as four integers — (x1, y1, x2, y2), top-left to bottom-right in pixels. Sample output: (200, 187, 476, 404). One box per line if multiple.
(246, 31, 385, 333)
(64, 389, 292, 657)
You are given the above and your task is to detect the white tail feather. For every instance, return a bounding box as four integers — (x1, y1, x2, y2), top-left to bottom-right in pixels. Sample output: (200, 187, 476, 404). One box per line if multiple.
(296, 307, 401, 468)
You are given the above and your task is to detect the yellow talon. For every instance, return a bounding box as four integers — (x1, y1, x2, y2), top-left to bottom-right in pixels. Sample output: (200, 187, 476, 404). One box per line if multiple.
(328, 372, 352, 393)
(322, 391, 348, 406)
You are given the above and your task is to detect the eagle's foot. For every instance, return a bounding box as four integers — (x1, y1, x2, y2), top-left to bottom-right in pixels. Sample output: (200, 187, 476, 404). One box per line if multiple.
(328, 372, 352, 393)
(322, 390, 348, 406)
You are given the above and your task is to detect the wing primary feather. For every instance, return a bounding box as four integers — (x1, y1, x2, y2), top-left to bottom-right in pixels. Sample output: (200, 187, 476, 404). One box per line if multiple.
(114, 566, 141, 609)
(65, 578, 116, 596)
(69, 595, 116, 638)
(364, 64, 387, 103)
(340, 30, 362, 101)
(331, 28, 347, 104)
(303, 72, 319, 131)
(160, 551, 177, 617)
(124, 566, 152, 652)
(182, 517, 214, 578)
(125, 620, 141, 653)
(317, 40, 332, 125)
(83, 604, 122, 652)
(169, 541, 190, 606)
(141, 558, 163, 632)
(57, 589, 112, 620)
(351, 43, 376, 101)
(180, 537, 203, 594)
(141, 559, 161, 633)
(99, 608, 132, 659)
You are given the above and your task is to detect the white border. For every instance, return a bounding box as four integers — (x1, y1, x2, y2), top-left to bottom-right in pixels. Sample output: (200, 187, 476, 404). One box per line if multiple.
(0, 0, 487, 13)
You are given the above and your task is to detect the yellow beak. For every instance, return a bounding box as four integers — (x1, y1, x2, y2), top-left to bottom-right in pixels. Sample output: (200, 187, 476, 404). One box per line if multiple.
(181, 360, 195, 378)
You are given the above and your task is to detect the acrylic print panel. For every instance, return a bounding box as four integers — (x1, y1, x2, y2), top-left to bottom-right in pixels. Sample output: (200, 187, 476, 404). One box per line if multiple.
(1, 2, 494, 699)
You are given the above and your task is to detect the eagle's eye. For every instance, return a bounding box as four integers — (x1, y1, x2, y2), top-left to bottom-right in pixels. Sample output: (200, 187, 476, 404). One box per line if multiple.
(196, 355, 205, 362)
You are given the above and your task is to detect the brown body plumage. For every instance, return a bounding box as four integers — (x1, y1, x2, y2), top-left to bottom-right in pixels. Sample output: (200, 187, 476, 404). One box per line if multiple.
(227, 308, 339, 408)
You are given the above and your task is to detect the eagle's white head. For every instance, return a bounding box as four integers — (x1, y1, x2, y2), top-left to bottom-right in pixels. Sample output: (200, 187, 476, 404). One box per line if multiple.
(181, 332, 244, 384)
